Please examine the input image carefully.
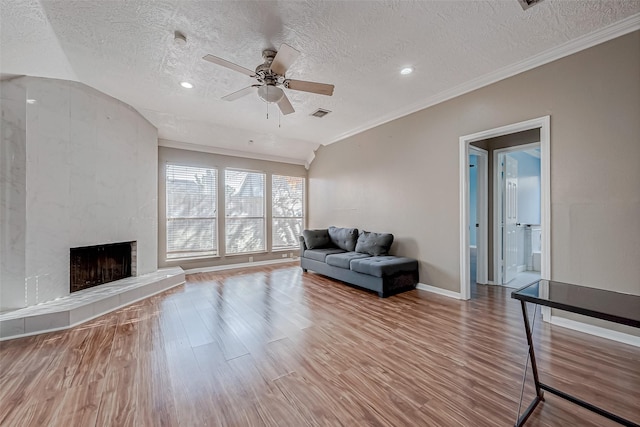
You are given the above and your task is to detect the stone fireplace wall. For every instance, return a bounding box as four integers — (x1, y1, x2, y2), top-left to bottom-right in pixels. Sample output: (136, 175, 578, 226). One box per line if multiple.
(0, 80, 27, 312)
(0, 77, 158, 311)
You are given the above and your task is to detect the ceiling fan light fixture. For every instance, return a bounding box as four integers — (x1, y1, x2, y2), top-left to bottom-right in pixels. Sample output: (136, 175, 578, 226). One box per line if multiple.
(257, 85, 284, 103)
(180, 81, 194, 89)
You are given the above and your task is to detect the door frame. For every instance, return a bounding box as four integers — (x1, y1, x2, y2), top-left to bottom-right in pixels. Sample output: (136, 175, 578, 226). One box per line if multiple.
(459, 116, 550, 302)
(469, 146, 488, 286)
(494, 142, 541, 286)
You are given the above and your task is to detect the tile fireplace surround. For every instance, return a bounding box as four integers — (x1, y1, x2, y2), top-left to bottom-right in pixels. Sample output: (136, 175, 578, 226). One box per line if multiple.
(0, 267, 185, 340)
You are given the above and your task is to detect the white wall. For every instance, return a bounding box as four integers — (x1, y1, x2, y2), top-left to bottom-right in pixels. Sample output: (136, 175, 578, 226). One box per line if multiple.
(0, 77, 158, 311)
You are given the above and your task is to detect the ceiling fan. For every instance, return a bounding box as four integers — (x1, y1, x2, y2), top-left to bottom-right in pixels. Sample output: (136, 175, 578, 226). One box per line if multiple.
(203, 44, 334, 115)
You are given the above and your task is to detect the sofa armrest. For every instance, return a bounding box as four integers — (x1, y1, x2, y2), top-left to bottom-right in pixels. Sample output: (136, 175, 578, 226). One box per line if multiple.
(298, 235, 307, 257)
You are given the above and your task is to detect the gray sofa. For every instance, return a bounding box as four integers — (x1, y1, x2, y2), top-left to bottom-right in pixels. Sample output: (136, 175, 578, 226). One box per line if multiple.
(299, 227, 418, 297)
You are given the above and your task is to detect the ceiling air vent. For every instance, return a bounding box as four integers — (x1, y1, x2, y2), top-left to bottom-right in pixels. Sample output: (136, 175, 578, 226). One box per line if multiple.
(310, 108, 331, 118)
(517, 0, 544, 10)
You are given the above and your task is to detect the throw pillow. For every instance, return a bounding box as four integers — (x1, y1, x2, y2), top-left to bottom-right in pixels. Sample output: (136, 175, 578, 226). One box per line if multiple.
(355, 230, 394, 256)
(302, 229, 331, 250)
(328, 226, 359, 252)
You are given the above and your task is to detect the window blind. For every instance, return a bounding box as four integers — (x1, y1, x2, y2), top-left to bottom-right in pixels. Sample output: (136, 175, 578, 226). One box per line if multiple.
(272, 175, 304, 250)
(166, 164, 217, 259)
(225, 170, 266, 254)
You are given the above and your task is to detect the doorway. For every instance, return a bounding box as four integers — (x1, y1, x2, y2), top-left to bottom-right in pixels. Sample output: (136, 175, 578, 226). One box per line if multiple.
(459, 116, 550, 301)
(495, 144, 541, 288)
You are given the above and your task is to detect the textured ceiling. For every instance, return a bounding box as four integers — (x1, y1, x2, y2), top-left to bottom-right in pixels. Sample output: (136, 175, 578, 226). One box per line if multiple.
(1, 1, 639, 164)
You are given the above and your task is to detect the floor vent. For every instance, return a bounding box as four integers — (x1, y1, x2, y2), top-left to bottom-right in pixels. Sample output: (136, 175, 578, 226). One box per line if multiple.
(310, 108, 331, 118)
(517, 0, 544, 10)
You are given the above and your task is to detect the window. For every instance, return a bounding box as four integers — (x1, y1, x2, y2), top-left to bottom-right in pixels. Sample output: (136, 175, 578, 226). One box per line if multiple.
(225, 170, 265, 254)
(165, 164, 217, 259)
(272, 175, 304, 250)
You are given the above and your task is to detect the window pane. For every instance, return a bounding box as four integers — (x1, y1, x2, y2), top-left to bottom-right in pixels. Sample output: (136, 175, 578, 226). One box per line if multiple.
(225, 218, 265, 254)
(272, 218, 303, 250)
(272, 175, 304, 249)
(167, 218, 217, 259)
(225, 170, 265, 253)
(166, 164, 217, 259)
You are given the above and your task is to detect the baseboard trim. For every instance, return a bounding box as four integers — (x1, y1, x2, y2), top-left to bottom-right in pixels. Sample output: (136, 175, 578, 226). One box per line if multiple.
(550, 315, 640, 348)
(185, 257, 298, 274)
(416, 283, 462, 300)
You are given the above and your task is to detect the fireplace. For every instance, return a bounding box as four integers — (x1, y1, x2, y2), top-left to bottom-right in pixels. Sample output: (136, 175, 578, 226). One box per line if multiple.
(70, 241, 136, 292)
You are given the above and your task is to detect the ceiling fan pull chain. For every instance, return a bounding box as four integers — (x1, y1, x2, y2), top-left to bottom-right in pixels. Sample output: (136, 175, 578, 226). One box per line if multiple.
(279, 108, 281, 128)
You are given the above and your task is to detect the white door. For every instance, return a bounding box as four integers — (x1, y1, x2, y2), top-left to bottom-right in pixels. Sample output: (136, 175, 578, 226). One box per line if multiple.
(503, 155, 518, 284)
(469, 147, 488, 286)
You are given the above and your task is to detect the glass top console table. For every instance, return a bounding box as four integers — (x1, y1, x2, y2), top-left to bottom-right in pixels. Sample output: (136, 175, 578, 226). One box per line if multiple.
(511, 279, 640, 427)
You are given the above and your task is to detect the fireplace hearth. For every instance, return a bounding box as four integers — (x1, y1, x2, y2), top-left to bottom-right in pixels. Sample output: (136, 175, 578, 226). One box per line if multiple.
(70, 241, 136, 292)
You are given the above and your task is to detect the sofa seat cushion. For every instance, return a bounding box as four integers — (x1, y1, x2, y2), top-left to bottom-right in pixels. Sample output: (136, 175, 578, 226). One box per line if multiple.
(304, 248, 346, 262)
(350, 256, 418, 278)
(325, 251, 371, 269)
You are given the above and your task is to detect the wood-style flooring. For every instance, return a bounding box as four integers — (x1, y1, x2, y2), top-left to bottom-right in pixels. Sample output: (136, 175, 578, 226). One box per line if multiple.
(1, 263, 638, 426)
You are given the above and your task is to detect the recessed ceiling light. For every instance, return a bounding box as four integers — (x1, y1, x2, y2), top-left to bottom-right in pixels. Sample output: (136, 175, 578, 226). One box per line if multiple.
(26, 99, 37, 104)
(180, 81, 193, 89)
(174, 31, 187, 46)
(400, 67, 413, 75)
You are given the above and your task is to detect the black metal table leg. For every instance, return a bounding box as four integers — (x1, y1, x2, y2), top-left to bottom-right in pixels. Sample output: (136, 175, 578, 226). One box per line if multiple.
(515, 301, 544, 427)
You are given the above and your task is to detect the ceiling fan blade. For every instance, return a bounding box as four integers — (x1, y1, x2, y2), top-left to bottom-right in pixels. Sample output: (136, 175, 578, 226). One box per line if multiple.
(284, 79, 334, 96)
(222, 85, 257, 101)
(277, 92, 295, 115)
(203, 54, 256, 77)
(270, 43, 300, 76)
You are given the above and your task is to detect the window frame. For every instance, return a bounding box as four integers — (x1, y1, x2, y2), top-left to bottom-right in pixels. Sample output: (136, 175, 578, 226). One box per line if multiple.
(271, 174, 305, 251)
(165, 163, 219, 261)
(224, 168, 267, 255)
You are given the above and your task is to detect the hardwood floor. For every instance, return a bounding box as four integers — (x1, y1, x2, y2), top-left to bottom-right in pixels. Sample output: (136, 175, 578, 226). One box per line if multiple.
(1, 263, 638, 426)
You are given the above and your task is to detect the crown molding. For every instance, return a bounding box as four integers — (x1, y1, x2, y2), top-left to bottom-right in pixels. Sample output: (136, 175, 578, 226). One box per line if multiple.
(158, 139, 308, 166)
(324, 13, 640, 146)
(305, 150, 316, 170)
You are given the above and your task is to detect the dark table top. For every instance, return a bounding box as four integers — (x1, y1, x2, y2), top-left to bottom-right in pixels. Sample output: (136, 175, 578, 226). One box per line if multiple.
(512, 279, 640, 328)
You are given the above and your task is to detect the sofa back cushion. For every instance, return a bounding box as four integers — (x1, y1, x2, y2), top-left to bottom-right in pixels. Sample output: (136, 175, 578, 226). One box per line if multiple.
(303, 229, 331, 249)
(328, 226, 359, 252)
(355, 231, 394, 256)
